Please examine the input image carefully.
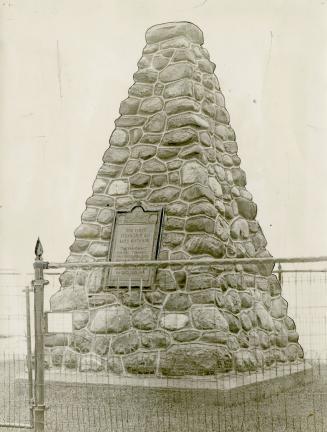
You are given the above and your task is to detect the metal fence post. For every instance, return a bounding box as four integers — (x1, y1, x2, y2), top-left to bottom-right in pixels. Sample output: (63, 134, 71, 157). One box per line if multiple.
(33, 238, 48, 432)
(278, 262, 283, 287)
(24, 284, 34, 428)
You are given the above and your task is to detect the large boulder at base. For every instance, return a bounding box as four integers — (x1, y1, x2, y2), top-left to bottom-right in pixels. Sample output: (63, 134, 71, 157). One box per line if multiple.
(159, 344, 232, 376)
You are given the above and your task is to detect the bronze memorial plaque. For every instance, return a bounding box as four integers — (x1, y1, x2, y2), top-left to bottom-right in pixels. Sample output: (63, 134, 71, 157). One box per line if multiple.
(108, 206, 162, 287)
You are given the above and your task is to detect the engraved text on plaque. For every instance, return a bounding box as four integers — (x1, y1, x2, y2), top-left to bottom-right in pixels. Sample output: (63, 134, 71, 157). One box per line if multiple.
(108, 206, 162, 287)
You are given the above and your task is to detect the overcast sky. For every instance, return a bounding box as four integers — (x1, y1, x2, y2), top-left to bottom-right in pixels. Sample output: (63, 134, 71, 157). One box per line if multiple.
(0, 0, 326, 271)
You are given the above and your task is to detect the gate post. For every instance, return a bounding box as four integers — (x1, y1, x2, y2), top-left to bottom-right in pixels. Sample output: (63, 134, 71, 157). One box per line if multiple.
(33, 238, 48, 432)
(24, 284, 34, 428)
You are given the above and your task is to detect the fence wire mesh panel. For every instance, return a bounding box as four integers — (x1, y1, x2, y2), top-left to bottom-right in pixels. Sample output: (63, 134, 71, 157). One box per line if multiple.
(0, 272, 32, 429)
(1, 264, 327, 431)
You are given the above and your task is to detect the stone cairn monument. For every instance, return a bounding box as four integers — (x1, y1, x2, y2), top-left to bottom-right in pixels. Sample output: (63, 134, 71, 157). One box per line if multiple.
(48, 22, 303, 376)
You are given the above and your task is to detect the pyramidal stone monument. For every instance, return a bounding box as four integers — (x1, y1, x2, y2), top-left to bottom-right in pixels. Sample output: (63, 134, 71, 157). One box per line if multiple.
(48, 22, 303, 376)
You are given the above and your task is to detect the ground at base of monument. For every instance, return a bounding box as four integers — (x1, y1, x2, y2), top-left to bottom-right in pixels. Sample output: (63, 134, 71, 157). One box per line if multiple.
(18, 360, 312, 402)
(2, 362, 326, 432)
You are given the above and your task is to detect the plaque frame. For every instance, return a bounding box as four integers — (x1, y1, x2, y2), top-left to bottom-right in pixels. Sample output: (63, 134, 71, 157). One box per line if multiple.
(106, 204, 164, 288)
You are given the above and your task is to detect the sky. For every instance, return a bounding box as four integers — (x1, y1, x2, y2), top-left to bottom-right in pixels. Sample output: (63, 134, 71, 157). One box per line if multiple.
(0, 0, 327, 272)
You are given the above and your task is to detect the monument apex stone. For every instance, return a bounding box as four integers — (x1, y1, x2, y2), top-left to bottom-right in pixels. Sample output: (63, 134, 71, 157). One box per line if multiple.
(146, 21, 204, 45)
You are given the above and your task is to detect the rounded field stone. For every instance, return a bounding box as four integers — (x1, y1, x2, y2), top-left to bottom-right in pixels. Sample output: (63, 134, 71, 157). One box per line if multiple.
(130, 128, 143, 144)
(255, 304, 274, 331)
(240, 312, 252, 331)
(128, 83, 153, 98)
(181, 160, 208, 185)
(186, 274, 215, 291)
(162, 128, 197, 146)
(165, 216, 184, 231)
(73, 311, 89, 330)
(159, 344, 232, 376)
(123, 160, 141, 176)
(164, 292, 191, 311)
(141, 331, 171, 349)
(131, 145, 156, 160)
(140, 97, 163, 114)
(230, 218, 250, 240)
(224, 312, 241, 333)
(133, 69, 158, 84)
(107, 356, 124, 374)
(163, 79, 193, 99)
(157, 147, 180, 159)
(235, 198, 257, 220)
(142, 158, 166, 173)
(146, 22, 204, 45)
(181, 185, 215, 203)
(132, 306, 158, 330)
(191, 289, 215, 304)
(50, 286, 88, 312)
(121, 291, 144, 308)
(173, 330, 200, 342)
(184, 234, 226, 258)
(119, 98, 140, 115)
(123, 352, 157, 375)
(97, 208, 114, 225)
(233, 350, 258, 372)
(224, 290, 241, 314)
(153, 55, 170, 70)
(144, 112, 166, 132)
(80, 355, 103, 372)
(103, 147, 130, 164)
(74, 223, 100, 239)
(215, 124, 236, 141)
(165, 97, 200, 115)
(145, 290, 166, 305)
(268, 275, 282, 297)
(192, 306, 228, 331)
(159, 63, 193, 83)
(148, 186, 180, 203)
(239, 292, 253, 308)
(93, 336, 111, 356)
(90, 306, 130, 334)
(109, 128, 129, 146)
(88, 242, 109, 258)
(200, 331, 227, 344)
(86, 194, 114, 207)
(167, 113, 209, 130)
(108, 180, 128, 195)
(70, 329, 93, 353)
(188, 202, 216, 218)
(185, 216, 214, 234)
(166, 201, 188, 216)
(160, 313, 189, 330)
(271, 297, 288, 319)
(130, 173, 151, 187)
(111, 331, 139, 355)
(92, 179, 108, 194)
(172, 48, 196, 63)
(64, 350, 79, 369)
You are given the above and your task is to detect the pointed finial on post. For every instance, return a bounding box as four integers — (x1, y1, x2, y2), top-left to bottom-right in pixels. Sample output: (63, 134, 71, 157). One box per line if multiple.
(35, 238, 43, 260)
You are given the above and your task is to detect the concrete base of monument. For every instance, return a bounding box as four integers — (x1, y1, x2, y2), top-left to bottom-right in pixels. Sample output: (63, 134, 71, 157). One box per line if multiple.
(19, 361, 313, 405)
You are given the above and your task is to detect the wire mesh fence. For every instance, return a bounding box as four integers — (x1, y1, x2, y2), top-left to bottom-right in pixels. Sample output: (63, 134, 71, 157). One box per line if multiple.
(0, 266, 327, 431)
